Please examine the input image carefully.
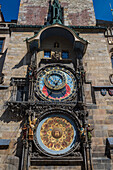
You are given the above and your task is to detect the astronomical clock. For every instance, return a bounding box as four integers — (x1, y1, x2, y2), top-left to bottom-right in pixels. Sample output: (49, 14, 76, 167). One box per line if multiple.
(35, 65, 77, 102)
(15, 2, 88, 166)
(31, 63, 81, 162)
(34, 113, 79, 157)
(16, 22, 88, 167)
(26, 28, 87, 165)
(7, 0, 89, 168)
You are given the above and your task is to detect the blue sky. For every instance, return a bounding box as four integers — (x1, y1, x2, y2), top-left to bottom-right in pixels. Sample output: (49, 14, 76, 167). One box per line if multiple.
(0, 0, 20, 21)
(0, 0, 113, 22)
(93, 0, 113, 21)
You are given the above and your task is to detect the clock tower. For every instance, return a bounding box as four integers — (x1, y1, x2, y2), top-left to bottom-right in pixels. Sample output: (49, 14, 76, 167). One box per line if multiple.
(1, 0, 111, 169)
(13, 0, 90, 169)
(1, 0, 113, 169)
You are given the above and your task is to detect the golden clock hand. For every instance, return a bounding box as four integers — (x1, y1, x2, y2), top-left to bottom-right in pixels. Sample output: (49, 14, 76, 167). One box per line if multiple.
(55, 78, 61, 86)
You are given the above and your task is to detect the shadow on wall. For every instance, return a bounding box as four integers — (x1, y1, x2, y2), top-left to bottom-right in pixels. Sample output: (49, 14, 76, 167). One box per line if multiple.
(12, 52, 32, 69)
(0, 108, 22, 123)
(0, 108, 26, 168)
(109, 48, 113, 53)
(12, 120, 25, 170)
(0, 111, 25, 170)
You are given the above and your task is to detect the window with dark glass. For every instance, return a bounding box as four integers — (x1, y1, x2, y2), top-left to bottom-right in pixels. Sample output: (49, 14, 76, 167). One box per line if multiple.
(111, 54, 113, 68)
(62, 51, 69, 59)
(44, 51, 51, 58)
(0, 38, 4, 53)
(16, 86, 28, 101)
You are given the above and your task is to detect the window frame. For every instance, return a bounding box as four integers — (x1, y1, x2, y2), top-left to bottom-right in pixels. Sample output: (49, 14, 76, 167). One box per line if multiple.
(43, 50, 51, 59)
(0, 38, 5, 54)
(62, 50, 69, 59)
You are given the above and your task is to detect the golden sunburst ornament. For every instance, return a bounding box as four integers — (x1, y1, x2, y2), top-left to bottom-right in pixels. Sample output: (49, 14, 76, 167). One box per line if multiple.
(40, 117, 74, 151)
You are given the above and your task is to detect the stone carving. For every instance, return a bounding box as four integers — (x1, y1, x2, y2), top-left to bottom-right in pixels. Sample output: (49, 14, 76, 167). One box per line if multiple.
(79, 124, 86, 141)
(28, 117, 37, 140)
(52, 51, 61, 60)
(87, 124, 94, 142)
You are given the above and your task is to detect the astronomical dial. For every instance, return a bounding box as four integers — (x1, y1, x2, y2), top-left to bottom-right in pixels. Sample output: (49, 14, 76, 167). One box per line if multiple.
(35, 114, 77, 155)
(44, 70, 66, 90)
(36, 66, 77, 102)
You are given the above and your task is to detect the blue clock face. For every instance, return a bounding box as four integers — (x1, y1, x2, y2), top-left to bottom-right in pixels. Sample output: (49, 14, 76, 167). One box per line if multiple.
(44, 70, 66, 90)
(36, 66, 77, 101)
(48, 74, 63, 86)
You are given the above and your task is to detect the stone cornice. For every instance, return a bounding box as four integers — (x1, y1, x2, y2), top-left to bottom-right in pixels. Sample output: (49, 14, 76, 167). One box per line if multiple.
(9, 24, 107, 33)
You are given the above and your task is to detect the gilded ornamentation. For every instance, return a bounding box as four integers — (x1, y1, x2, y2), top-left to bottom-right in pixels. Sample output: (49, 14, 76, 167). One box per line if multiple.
(29, 117, 37, 140)
(40, 117, 74, 151)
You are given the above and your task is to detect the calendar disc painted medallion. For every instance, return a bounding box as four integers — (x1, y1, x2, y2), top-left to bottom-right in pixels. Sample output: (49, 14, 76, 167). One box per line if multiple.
(36, 66, 77, 101)
(36, 115, 77, 155)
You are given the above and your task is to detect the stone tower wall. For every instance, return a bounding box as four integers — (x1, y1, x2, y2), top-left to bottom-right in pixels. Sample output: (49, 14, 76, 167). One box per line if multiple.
(18, 0, 96, 26)
(1, 0, 113, 170)
(1, 29, 113, 170)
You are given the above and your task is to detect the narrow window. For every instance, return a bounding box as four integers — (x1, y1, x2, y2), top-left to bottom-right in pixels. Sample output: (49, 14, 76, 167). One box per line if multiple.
(62, 51, 69, 59)
(16, 86, 24, 101)
(0, 38, 4, 53)
(16, 86, 28, 101)
(44, 51, 51, 58)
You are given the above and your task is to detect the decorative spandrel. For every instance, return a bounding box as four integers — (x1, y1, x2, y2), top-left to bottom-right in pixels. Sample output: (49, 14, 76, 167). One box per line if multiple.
(40, 117, 74, 151)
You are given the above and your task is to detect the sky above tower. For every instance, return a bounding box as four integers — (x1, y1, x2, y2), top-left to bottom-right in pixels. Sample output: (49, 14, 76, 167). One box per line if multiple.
(0, 0, 113, 22)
